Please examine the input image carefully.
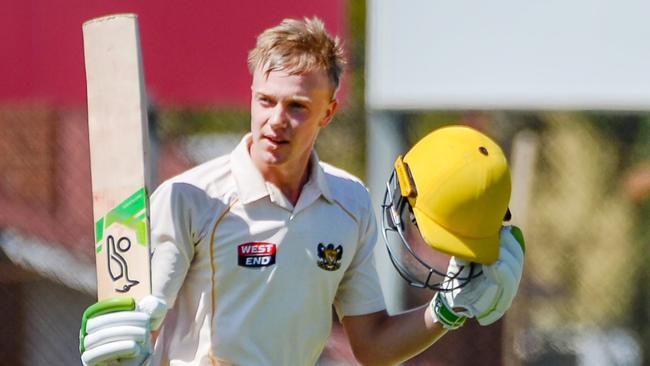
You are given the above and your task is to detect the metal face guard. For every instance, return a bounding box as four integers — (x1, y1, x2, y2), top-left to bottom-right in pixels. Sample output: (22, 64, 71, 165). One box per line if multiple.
(381, 168, 481, 291)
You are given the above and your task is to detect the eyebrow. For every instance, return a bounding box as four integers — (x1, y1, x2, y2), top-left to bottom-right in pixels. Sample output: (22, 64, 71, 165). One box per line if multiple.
(253, 90, 312, 104)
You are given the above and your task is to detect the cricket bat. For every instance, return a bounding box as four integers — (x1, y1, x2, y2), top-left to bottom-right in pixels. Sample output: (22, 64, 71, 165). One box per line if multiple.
(83, 14, 151, 302)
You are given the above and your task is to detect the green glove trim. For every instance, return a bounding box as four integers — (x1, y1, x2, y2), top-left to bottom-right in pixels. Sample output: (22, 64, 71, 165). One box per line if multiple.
(431, 292, 466, 330)
(510, 226, 526, 254)
(79, 297, 136, 353)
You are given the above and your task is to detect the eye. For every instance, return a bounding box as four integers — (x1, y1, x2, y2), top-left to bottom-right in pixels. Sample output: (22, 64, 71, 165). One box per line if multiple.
(257, 95, 274, 107)
(288, 102, 307, 111)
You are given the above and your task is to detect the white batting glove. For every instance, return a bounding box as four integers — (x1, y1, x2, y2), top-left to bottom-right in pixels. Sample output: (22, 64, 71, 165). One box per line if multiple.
(431, 226, 525, 329)
(80, 295, 167, 366)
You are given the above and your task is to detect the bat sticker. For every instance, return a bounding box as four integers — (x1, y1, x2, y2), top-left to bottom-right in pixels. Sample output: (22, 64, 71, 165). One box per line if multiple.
(106, 235, 140, 293)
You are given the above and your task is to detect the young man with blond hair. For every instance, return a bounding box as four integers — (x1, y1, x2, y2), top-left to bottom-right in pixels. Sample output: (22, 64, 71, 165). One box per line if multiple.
(80, 17, 524, 366)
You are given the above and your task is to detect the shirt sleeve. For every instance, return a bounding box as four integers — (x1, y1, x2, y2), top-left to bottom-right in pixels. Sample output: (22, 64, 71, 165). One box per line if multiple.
(149, 181, 196, 308)
(333, 192, 386, 318)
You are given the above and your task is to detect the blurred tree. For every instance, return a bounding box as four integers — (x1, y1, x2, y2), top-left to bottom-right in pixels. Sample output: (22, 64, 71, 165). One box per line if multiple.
(621, 117, 650, 366)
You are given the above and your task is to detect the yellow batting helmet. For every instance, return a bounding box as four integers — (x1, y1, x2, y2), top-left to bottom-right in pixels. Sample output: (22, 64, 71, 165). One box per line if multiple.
(381, 125, 511, 290)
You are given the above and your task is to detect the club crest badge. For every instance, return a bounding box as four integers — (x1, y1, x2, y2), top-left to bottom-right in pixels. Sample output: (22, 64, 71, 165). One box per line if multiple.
(317, 243, 343, 271)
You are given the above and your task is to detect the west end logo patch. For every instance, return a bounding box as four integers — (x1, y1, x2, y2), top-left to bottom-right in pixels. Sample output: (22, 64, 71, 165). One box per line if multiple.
(317, 243, 343, 271)
(238, 242, 276, 268)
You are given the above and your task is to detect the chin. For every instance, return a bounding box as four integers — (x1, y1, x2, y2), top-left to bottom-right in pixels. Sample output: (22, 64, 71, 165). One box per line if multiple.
(261, 151, 288, 166)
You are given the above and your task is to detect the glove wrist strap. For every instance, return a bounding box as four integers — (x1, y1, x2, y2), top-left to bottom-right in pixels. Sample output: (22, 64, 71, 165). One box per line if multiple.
(430, 292, 466, 330)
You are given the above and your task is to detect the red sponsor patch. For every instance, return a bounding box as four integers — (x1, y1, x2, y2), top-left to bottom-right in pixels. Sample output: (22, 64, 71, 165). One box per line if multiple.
(238, 242, 276, 268)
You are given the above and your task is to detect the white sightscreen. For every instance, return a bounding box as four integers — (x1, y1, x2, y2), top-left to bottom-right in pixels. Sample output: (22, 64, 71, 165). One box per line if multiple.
(367, 0, 650, 110)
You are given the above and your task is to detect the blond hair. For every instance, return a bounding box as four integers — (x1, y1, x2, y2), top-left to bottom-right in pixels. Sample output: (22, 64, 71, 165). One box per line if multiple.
(248, 17, 345, 95)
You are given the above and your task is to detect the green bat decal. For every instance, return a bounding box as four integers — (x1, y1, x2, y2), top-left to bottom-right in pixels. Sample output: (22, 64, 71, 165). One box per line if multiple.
(95, 187, 149, 253)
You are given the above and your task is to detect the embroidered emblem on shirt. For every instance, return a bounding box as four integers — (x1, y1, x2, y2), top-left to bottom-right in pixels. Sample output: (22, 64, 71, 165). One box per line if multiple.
(317, 243, 343, 271)
(238, 242, 276, 268)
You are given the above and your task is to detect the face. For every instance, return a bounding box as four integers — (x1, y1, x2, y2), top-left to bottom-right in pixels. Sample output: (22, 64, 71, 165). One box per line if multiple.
(249, 66, 337, 171)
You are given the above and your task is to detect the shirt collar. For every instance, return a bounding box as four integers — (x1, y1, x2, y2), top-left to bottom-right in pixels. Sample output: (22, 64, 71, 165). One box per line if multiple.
(230, 134, 269, 204)
(230, 134, 334, 206)
(306, 150, 334, 204)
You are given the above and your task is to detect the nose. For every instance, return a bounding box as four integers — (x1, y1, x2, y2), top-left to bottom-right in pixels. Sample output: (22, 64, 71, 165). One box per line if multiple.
(269, 104, 288, 130)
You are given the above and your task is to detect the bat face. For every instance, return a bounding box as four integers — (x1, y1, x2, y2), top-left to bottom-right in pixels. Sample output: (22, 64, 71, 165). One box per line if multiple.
(83, 14, 152, 301)
(94, 187, 149, 297)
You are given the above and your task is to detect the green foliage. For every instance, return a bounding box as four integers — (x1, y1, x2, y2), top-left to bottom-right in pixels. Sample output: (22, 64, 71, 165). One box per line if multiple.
(527, 113, 638, 329)
(403, 112, 463, 146)
(157, 108, 251, 139)
(315, 0, 368, 179)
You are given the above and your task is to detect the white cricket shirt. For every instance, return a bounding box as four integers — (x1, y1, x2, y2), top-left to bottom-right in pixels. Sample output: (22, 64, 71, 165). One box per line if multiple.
(149, 135, 386, 366)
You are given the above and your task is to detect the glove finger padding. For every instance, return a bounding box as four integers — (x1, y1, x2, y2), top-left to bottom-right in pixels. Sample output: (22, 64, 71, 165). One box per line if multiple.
(460, 281, 500, 318)
(476, 226, 525, 325)
(82, 343, 150, 366)
(86, 312, 150, 334)
(81, 340, 141, 364)
(442, 258, 497, 319)
(80, 296, 167, 366)
(84, 324, 148, 349)
(477, 263, 513, 325)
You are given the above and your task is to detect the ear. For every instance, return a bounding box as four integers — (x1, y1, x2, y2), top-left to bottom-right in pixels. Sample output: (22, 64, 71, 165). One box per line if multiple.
(319, 99, 338, 127)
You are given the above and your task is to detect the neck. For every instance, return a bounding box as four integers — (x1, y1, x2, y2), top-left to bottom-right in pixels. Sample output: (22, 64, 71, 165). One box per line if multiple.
(255, 152, 312, 206)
